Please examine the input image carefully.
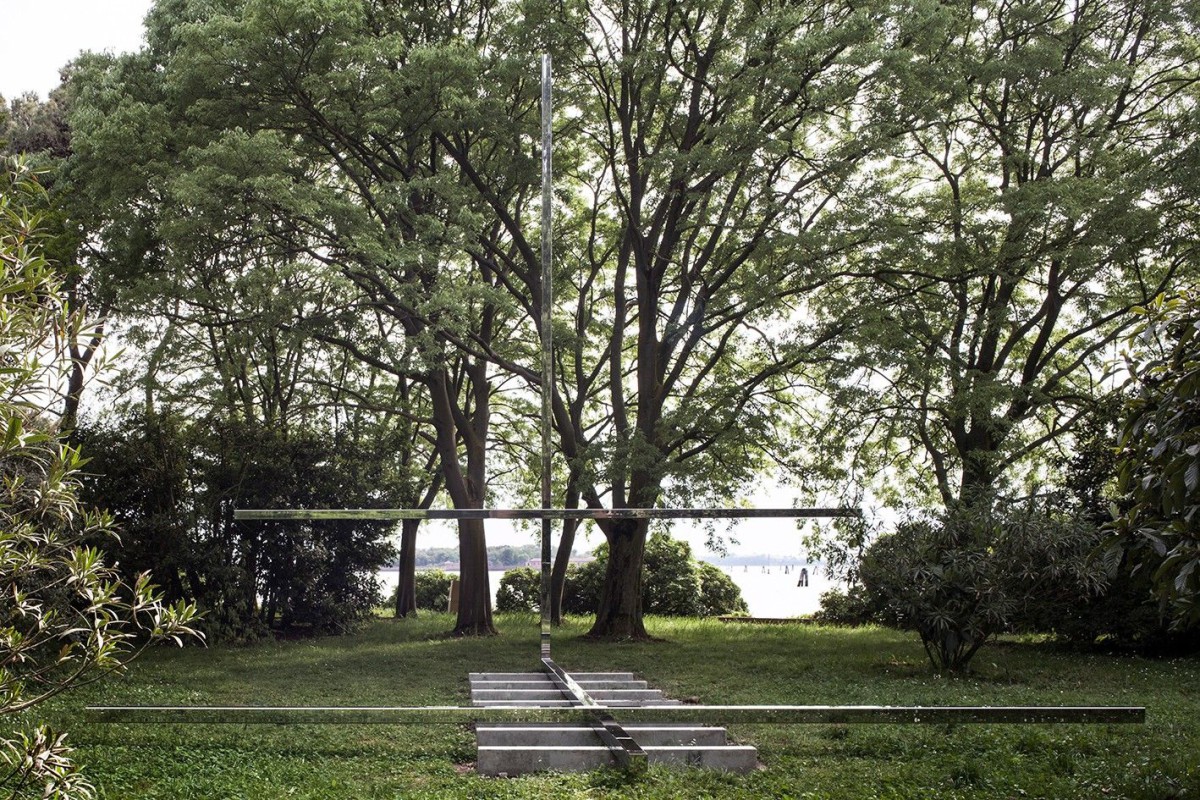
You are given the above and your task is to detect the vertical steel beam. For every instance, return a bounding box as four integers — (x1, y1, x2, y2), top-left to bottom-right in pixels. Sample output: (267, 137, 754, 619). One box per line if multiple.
(539, 54, 554, 660)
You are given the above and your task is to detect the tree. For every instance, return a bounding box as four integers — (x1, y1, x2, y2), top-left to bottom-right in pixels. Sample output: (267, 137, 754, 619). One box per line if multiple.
(0, 158, 199, 799)
(67, 0, 531, 636)
(817, 0, 1199, 510)
(1114, 291, 1200, 628)
(68, 0, 879, 640)
(77, 411, 404, 640)
(3, 87, 106, 433)
(435, 0, 880, 638)
(2, 91, 70, 159)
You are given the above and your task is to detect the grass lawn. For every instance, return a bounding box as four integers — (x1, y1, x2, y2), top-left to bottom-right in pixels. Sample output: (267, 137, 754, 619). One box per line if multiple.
(37, 614, 1200, 799)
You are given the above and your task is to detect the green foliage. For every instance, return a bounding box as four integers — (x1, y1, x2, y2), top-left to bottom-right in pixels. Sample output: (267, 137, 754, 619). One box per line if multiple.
(561, 560, 606, 616)
(1027, 397, 1181, 647)
(412, 570, 454, 612)
(495, 567, 541, 613)
(385, 569, 455, 613)
(495, 561, 736, 618)
(1114, 290, 1200, 628)
(696, 562, 748, 617)
(76, 412, 398, 641)
(813, 585, 883, 627)
(2, 91, 71, 159)
(63, 0, 888, 640)
(642, 534, 704, 617)
(859, 502, 1106, 671)
(554, 534, 746, 618)
(817, 399, 1185, 648)
(815, 0, 1199, 508)
(0, 158, 199, 799)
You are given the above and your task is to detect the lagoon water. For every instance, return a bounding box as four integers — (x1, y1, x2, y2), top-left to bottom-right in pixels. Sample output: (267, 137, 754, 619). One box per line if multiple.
(376, 563, 837, 618)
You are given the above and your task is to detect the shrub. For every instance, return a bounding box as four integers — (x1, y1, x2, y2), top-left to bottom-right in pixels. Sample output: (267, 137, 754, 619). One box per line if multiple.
(562, 560, 605, 615)
(496, 567, 541, 612)
(0, 158, 200, 797)
(813, 585, 880, 626)
(860, 503, 1106, 672)
(414, 569, 454, 611)
(1113, 291, 1200, 627)
(697, 562, 748, 616)
(76, 413, 398, 640)
(559, 532, 747, 618)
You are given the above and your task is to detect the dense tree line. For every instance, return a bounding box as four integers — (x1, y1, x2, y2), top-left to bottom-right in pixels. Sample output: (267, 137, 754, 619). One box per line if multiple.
(2, 0, 1196, 663)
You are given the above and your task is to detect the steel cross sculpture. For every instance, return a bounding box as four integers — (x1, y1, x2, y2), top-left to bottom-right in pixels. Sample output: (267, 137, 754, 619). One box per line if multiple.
(86, 57, 1145, 772)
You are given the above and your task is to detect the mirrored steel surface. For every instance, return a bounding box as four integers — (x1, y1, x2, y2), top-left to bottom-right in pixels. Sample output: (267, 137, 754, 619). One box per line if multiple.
(85, 704, 1145, 725)
(234, 507, 859, 520)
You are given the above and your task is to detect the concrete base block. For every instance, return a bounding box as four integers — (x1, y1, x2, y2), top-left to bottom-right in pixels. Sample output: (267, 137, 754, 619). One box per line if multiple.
(476, 723, 731, 747)
(471, 670, 757, 775)
(476, 745, 759, 775)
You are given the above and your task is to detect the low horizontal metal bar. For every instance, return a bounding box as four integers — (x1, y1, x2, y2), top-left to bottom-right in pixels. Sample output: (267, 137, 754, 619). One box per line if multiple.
(233, 507, 860, 521)
(85, 704, 1145, 725)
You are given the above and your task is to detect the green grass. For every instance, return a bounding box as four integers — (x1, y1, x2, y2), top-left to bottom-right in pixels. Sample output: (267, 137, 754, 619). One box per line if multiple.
(38, 614, 1200, 799)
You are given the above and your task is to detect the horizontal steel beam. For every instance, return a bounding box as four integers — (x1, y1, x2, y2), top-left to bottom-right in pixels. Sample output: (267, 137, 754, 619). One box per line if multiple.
(233, 507, 860, 521)
(85, 704, 1145, 725)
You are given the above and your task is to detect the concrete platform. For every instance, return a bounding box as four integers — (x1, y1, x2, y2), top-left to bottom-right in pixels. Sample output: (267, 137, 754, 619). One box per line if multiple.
(470, 671, 757, 775)
(476, 723, 732, 747)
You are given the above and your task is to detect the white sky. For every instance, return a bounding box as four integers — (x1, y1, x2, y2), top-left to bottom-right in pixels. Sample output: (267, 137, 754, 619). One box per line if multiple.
(0, 0, 153, 101)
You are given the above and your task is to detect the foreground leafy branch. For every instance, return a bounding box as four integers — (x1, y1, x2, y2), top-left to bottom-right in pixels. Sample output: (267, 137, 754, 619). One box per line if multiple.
(0, 158, 200, 800)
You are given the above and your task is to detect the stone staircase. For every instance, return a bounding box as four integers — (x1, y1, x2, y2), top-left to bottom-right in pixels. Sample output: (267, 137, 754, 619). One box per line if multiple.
(470, 671, 758, 775)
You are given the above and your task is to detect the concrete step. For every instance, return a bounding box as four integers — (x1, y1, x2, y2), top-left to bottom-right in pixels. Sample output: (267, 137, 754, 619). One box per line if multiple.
(469, 679, 557, 690)
(585, 689, 667, 702)
(562, 672, 637, 681)
(472, 688, 564, 697)
(470, 671, 755, 775)
(470, 672, 547, 680)
(573, 680, 649, 690)
(475, 723, 730, 747)
(476, 745, 759, 775)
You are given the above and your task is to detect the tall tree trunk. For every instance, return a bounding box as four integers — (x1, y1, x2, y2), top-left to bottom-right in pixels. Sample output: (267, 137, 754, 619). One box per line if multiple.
(586, 519, 649, 639)
(957, 430, 1000, 511)
(394, 518, 419, 618)
(549, 479, 582, 625)
(61, 294, 109, 432)
(455, 517, 493, 635)
(549, 517, 579, 625)
(428, 366, 496, 636)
